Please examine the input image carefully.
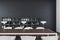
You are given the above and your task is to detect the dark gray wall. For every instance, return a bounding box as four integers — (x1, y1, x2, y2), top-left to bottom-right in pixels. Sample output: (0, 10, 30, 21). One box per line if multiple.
(0, 0, 56, 31)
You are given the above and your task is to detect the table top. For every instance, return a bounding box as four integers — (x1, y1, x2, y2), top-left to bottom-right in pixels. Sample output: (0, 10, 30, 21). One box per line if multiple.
(0, 29, 55, 33)
(0, 29, 57, 36)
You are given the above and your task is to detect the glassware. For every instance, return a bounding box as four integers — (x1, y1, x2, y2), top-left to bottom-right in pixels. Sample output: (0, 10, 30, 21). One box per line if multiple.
(21, 18, 27, 29)
(40, 21, 47, 32)
(1, 21, 7, 28)
(21, 21, 27, 29)
(7, 18, 11, 21)
(40, 21, 47, 27)
(12, 21, 15, 29)
(1, 21, 7, 31)
(2, 17, 11, 21)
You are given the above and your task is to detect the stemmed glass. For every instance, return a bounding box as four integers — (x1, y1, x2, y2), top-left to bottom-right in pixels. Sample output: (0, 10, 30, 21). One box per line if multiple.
(12, 18, 15, 29)
(1, 21, 7, 31)
(13, 21, 15, 29)
(21, 18, 29, 29)
(40, 21, 47, 32)
(21, 20, 27, 29)
(40, 21, 47, 27)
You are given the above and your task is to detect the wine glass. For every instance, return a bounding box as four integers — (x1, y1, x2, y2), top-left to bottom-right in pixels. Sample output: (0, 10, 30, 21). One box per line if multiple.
(12, 21, 15, 29)
(7, 18, 11, 21)
(40, 21, 47, 32)
(1, 21, 7, 31)
(21, 20, 27, 28)
(40, 21, 47, 27)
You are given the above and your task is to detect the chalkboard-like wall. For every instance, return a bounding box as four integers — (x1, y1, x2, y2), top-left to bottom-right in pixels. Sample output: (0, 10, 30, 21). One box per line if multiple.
(0, 0, 56, 31)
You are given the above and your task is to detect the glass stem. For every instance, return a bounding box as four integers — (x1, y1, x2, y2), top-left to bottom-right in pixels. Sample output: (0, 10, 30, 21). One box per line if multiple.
(43, 24, 44, 27)
(3, 24, 5, 31)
